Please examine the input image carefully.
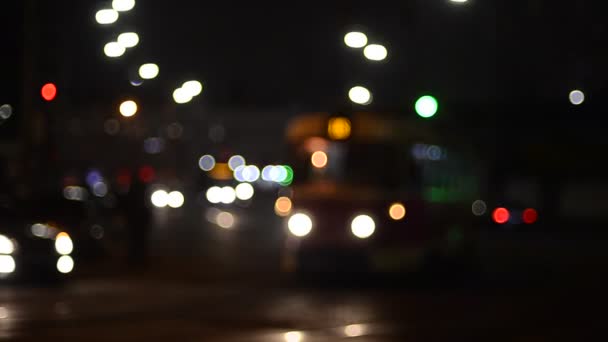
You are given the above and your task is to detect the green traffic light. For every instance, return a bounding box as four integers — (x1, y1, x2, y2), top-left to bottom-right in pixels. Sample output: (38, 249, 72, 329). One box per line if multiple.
(415, 95, 438, 118)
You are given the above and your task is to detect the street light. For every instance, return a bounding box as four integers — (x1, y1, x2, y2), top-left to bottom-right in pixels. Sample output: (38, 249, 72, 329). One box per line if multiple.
(104, 42, 125, 57)
(348, 86, 372, 105)
(112, 0, 136, 12)
(172, 88, 192, 104)
(139, 63, 159, 79)
(363, 44, 388, 61)
(119, 100, 137, 117)
(95, 9, 119, 25)
(344, 32, 368, 48)
(117, 32, 139, 48)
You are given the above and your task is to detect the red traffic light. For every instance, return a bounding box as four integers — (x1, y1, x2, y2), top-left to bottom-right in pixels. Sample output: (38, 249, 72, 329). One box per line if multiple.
(522, 208, 538, 224)
(492, 207, 510, 224)
(41, 83, 57, 101)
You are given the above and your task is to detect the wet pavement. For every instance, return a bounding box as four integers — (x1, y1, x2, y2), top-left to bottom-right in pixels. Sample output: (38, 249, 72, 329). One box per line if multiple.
(0, 274, 605, 342)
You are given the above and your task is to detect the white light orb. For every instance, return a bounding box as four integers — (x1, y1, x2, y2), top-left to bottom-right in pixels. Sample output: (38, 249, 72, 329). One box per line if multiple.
(351, 214, 375, 239)
(182, 81, 203, 97)
(119, 100, 137, 117)
(112, 0, 136, 12)
(363, 44, 388, 61)
(288, 213, 313, 237)
(344, 32, 368, 48)
(117, 32, 139, 48)
(95, 9, 119, 25)
(172, 88, 193, 104)
(168, 191, 185, 208)
(235, 183, 254, 201)
(220, 186, 236, 204)
(569, 90, 585, 105)
(104, 41, 125, 57)
(348, 86, 372, 105)
(56, 256, 74, 274)
(139, 63, 159, 80)
(151, 190, 169, 208)
(55, 233, 74, 255)
(206, 186, 222, 204)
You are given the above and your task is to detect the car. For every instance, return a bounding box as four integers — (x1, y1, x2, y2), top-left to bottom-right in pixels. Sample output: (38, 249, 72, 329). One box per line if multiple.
(0, 204, 75, 283)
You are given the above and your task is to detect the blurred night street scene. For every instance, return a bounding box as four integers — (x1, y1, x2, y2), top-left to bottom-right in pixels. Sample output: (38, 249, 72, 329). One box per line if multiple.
(1, 1, 608, 341)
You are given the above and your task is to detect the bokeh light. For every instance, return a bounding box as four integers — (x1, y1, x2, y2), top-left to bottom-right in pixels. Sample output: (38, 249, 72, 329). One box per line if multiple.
(235, 183, 254, 201)
(206, 186, 222, 204)
(173, 88, 193, 104)
(117, 32, 139, 48)
(167, 122, 184, 139)
(139, 63, 159, 79)
(228, 155, 246, 171)
(144, 137, 165, 154)
(233, 165, 246, 182)
(275, 197, 293, 216)
(55, 232, 74, 255)
(363, 44, 388, 61)
(92, 182, 108, 197)
(351, 215, 375, 238)
(138, 165, 155, 183)
(56, 256, 74, 274)
(242, 165, 261, 182)
(95, 9, 119, 24)
(0, 235, 15, 254)
(415, 95, 438, 118)
(0, 255, 16, 274)
(523, 208, 538, 224)
(198, 155, 216, 171)
(0, 104, 12, 119)
(112, 0, 135, 12)
(216, 212, 235, 229)
(41, 83, 57, 101)
(344, 324, 365, 337)
(492, 208, 510, 224)
(569, 90, 585, 105)
(182, 80, 203, 97)
(348, 86, 372, 105)
(311, 151, 328, 168)
(288, 213, 313, 237)
(168, 191, 185, 208)
(283, 331, 303, 342)
(220, 186, 237, 204)
(344, 32, 368, 48)
(472, 200, 487, 216)
(119, 100, 137, 117)
(328, 117, 351, 140)
(389, 203, 406, 220)
(151, 190, 169, 208)
(280, 166, 294, 186)
(104, 41, 125, 57)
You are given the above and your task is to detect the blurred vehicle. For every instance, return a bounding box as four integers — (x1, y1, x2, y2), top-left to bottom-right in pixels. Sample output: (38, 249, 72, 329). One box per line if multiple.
(0, 204, 75, 283)
(280, 112, 485, 274)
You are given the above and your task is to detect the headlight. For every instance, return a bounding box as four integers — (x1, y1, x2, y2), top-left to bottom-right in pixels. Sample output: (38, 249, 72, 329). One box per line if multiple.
(351, 214, 376, 239)
(0, 235, 15, 254)
(288, 213, 313, 237)
(0, 255, 16, 274)
(55, 232, 74, 255)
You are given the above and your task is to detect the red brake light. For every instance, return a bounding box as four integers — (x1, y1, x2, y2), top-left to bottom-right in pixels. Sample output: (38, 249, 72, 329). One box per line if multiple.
(492, 208, 510, 224)
(522, 208, 538, 224)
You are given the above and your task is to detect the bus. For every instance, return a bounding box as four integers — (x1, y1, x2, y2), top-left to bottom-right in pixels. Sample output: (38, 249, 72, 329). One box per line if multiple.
(280, 112, 485, 274)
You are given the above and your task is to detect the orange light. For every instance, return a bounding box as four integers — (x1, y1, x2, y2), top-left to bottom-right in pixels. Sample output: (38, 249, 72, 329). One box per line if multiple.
(208, 163, 232, 180)
(522, 208, 538, 224)
(492, 208, 510, 224)
(328, 117, 351, 140)
(274, 197, 292, 216)
(41, 83, 57, 101)
(311, 151, 328, 168)
(389, 203, 406, 220)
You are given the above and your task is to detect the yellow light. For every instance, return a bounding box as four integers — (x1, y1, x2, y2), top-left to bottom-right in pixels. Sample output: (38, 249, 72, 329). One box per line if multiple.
(389, 203, 406, 220)
(275, 197, 293, 216)
(208, 163, 233, 180)
(328, 117, 351, 140)
(311, 151, 328, 168)
(119, 100, 137, 117)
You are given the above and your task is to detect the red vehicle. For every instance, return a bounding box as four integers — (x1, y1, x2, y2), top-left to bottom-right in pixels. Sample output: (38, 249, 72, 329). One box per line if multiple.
(280, 112, 485, 273)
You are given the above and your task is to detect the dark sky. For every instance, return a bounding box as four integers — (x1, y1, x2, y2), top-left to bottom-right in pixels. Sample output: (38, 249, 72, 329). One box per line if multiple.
(2, 1, 607, 128)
